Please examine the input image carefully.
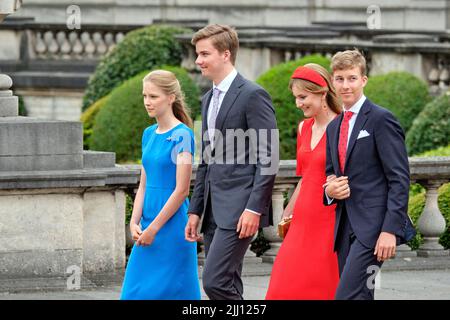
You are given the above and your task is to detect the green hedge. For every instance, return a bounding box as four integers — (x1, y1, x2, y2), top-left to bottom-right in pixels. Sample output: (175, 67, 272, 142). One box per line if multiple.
(364, 72, 431, 133)
(89, 66, 200, 162)
(82, 25, 189, 112)
(406, 92, 450, 155)
(256, 55, 331, 160)
(418, 143, 450, 157)
(407, 183, 450, 250)
(80, 95, 110, 150)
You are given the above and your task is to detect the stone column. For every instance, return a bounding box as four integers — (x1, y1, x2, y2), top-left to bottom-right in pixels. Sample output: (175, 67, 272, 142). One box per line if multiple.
(262, 184, 294, 263)
(417, 180, 448, 257)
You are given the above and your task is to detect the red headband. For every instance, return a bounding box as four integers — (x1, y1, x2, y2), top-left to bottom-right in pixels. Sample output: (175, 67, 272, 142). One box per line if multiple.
(291, 66, 328, 88)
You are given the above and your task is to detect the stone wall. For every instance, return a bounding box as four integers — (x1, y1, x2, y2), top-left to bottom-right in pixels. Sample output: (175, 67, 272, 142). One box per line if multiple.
(12, 0, 450, 31)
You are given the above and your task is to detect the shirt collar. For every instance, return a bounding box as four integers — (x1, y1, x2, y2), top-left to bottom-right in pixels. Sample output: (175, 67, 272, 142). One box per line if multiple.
(213, 68, 238, 93)
(344, 94, 366, 115)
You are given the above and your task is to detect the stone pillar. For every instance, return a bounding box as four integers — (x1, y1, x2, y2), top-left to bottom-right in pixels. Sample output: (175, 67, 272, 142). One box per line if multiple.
(262, 184, 294, 263)
(417, 180, 448, 257)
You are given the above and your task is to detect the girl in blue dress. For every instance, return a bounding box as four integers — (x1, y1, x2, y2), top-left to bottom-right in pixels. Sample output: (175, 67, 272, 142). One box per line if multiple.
(120, 70, 201, 300)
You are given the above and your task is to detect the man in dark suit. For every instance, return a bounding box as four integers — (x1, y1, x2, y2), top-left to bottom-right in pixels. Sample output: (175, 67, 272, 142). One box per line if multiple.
(185, 24, 278, 300)
(324, 49, 416, 300)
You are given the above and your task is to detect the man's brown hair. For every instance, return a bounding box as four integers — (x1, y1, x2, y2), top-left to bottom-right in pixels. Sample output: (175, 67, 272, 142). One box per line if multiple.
(331, 49, 367, 76)
(191, 24, 239, 65)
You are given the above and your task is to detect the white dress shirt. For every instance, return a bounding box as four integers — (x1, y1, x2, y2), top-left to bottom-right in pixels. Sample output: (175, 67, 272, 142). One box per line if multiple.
(343, 94, 366, 146)
(207, 68, 238, 125)
(207, 68, 261, 217)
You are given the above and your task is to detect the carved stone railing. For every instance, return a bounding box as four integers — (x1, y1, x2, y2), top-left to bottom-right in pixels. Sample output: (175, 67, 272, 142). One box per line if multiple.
(123, 157, 450, 262)
(29, 27, 126, 60)
(178, 29, 450, 94)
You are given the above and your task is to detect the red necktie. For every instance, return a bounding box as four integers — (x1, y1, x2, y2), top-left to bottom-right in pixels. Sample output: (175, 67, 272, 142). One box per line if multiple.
(338, 111, 354, 173)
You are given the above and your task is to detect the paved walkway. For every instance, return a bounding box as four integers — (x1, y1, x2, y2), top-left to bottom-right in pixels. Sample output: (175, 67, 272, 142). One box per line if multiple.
(1, 269, 449, 300)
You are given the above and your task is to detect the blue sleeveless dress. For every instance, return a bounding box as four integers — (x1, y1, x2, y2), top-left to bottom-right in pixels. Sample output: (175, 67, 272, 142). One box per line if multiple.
(120, 123, 201, 300)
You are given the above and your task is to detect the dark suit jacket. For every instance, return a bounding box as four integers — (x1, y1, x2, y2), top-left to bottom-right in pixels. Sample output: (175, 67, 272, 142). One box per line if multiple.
(189, 73, 278, 230)
(324, 98, 416, 250)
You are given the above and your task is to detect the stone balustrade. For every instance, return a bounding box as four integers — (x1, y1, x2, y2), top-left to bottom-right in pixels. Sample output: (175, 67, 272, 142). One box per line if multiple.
(123, 157, 450, 261)
(30, 28, 126, 60)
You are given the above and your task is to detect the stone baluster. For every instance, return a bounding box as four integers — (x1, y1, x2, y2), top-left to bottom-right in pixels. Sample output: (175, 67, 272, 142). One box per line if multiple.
(262, 184, 295, 263)
(93, 32, 108, 57)
(116, 32, 125, 44)
(417, 180, 448, 257)
(0, 73, 18, 117)
(81, 31, 95, 59)
(104, 32, 116, 53)
(69, 31, 83, 59)
(439, 67, 449, 91)
(284, 50, 292, 62)
(428, 65, 440, 94)
(45, 31, 59, 59)
(56, 30, 71, 60)
(34, 31, 47, 59)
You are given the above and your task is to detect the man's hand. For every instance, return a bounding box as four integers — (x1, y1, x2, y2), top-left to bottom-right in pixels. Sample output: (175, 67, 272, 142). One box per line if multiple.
(237, 210, 260, 239)
(324, 176, 350, 200)
(185, 214, 201, 242)
(374, 232, 397, 262)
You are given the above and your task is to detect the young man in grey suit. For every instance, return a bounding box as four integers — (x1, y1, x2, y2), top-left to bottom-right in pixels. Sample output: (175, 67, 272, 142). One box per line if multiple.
(185, 24, 278, 300)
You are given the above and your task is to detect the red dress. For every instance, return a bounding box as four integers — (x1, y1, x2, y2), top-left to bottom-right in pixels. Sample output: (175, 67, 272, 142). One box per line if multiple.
(265, 118, 339, 300)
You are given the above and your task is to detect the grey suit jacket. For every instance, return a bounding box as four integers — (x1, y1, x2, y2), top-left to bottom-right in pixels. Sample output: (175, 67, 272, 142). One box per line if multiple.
(188, 73, 278, 230)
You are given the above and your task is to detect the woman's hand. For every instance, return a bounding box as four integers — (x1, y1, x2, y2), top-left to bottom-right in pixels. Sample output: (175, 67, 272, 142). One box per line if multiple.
(130, 223, 142, 241)
(281, 210, 293, 221)
(136, 226, 157, 247)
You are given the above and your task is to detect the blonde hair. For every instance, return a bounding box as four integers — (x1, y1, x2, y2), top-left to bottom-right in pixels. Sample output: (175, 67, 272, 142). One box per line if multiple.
(143, 70, 193, 128)
(289, 63, 342, 115)
(191, 24, 239, 65)
(331, 49, 367, 76)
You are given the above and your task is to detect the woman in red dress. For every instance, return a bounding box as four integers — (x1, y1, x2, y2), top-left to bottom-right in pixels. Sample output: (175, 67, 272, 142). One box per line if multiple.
(266, 63, 342, 299)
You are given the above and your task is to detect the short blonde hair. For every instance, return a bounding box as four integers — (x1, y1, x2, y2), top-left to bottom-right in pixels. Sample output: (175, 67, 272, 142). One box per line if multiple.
(331, 49, 367, 76)
(191, 24, 239, 65)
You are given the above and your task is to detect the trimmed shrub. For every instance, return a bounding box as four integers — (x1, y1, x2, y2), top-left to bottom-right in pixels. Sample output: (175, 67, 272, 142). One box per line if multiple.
(80, 95, 110, 150)
(418, 143, 450, 157)
(82, 25, 190, 111)
(364, 72, 431, 134)
(407, 183, 450, 250)
(18, 95, 27, 116)
(89, 66, 200, 162)
(406, 91, 450, 155)
(256, 55, 331, 160)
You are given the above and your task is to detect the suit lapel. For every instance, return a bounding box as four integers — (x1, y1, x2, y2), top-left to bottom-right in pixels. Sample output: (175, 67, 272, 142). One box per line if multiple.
(214, 73, 244, 132)
(345, 99, 371, 164)
(202, 89, 213, 132)
(333, 113, 343, 175)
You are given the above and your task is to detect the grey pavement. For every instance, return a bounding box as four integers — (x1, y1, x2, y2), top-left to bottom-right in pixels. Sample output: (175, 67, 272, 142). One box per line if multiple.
(1, 268, 449, 300)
